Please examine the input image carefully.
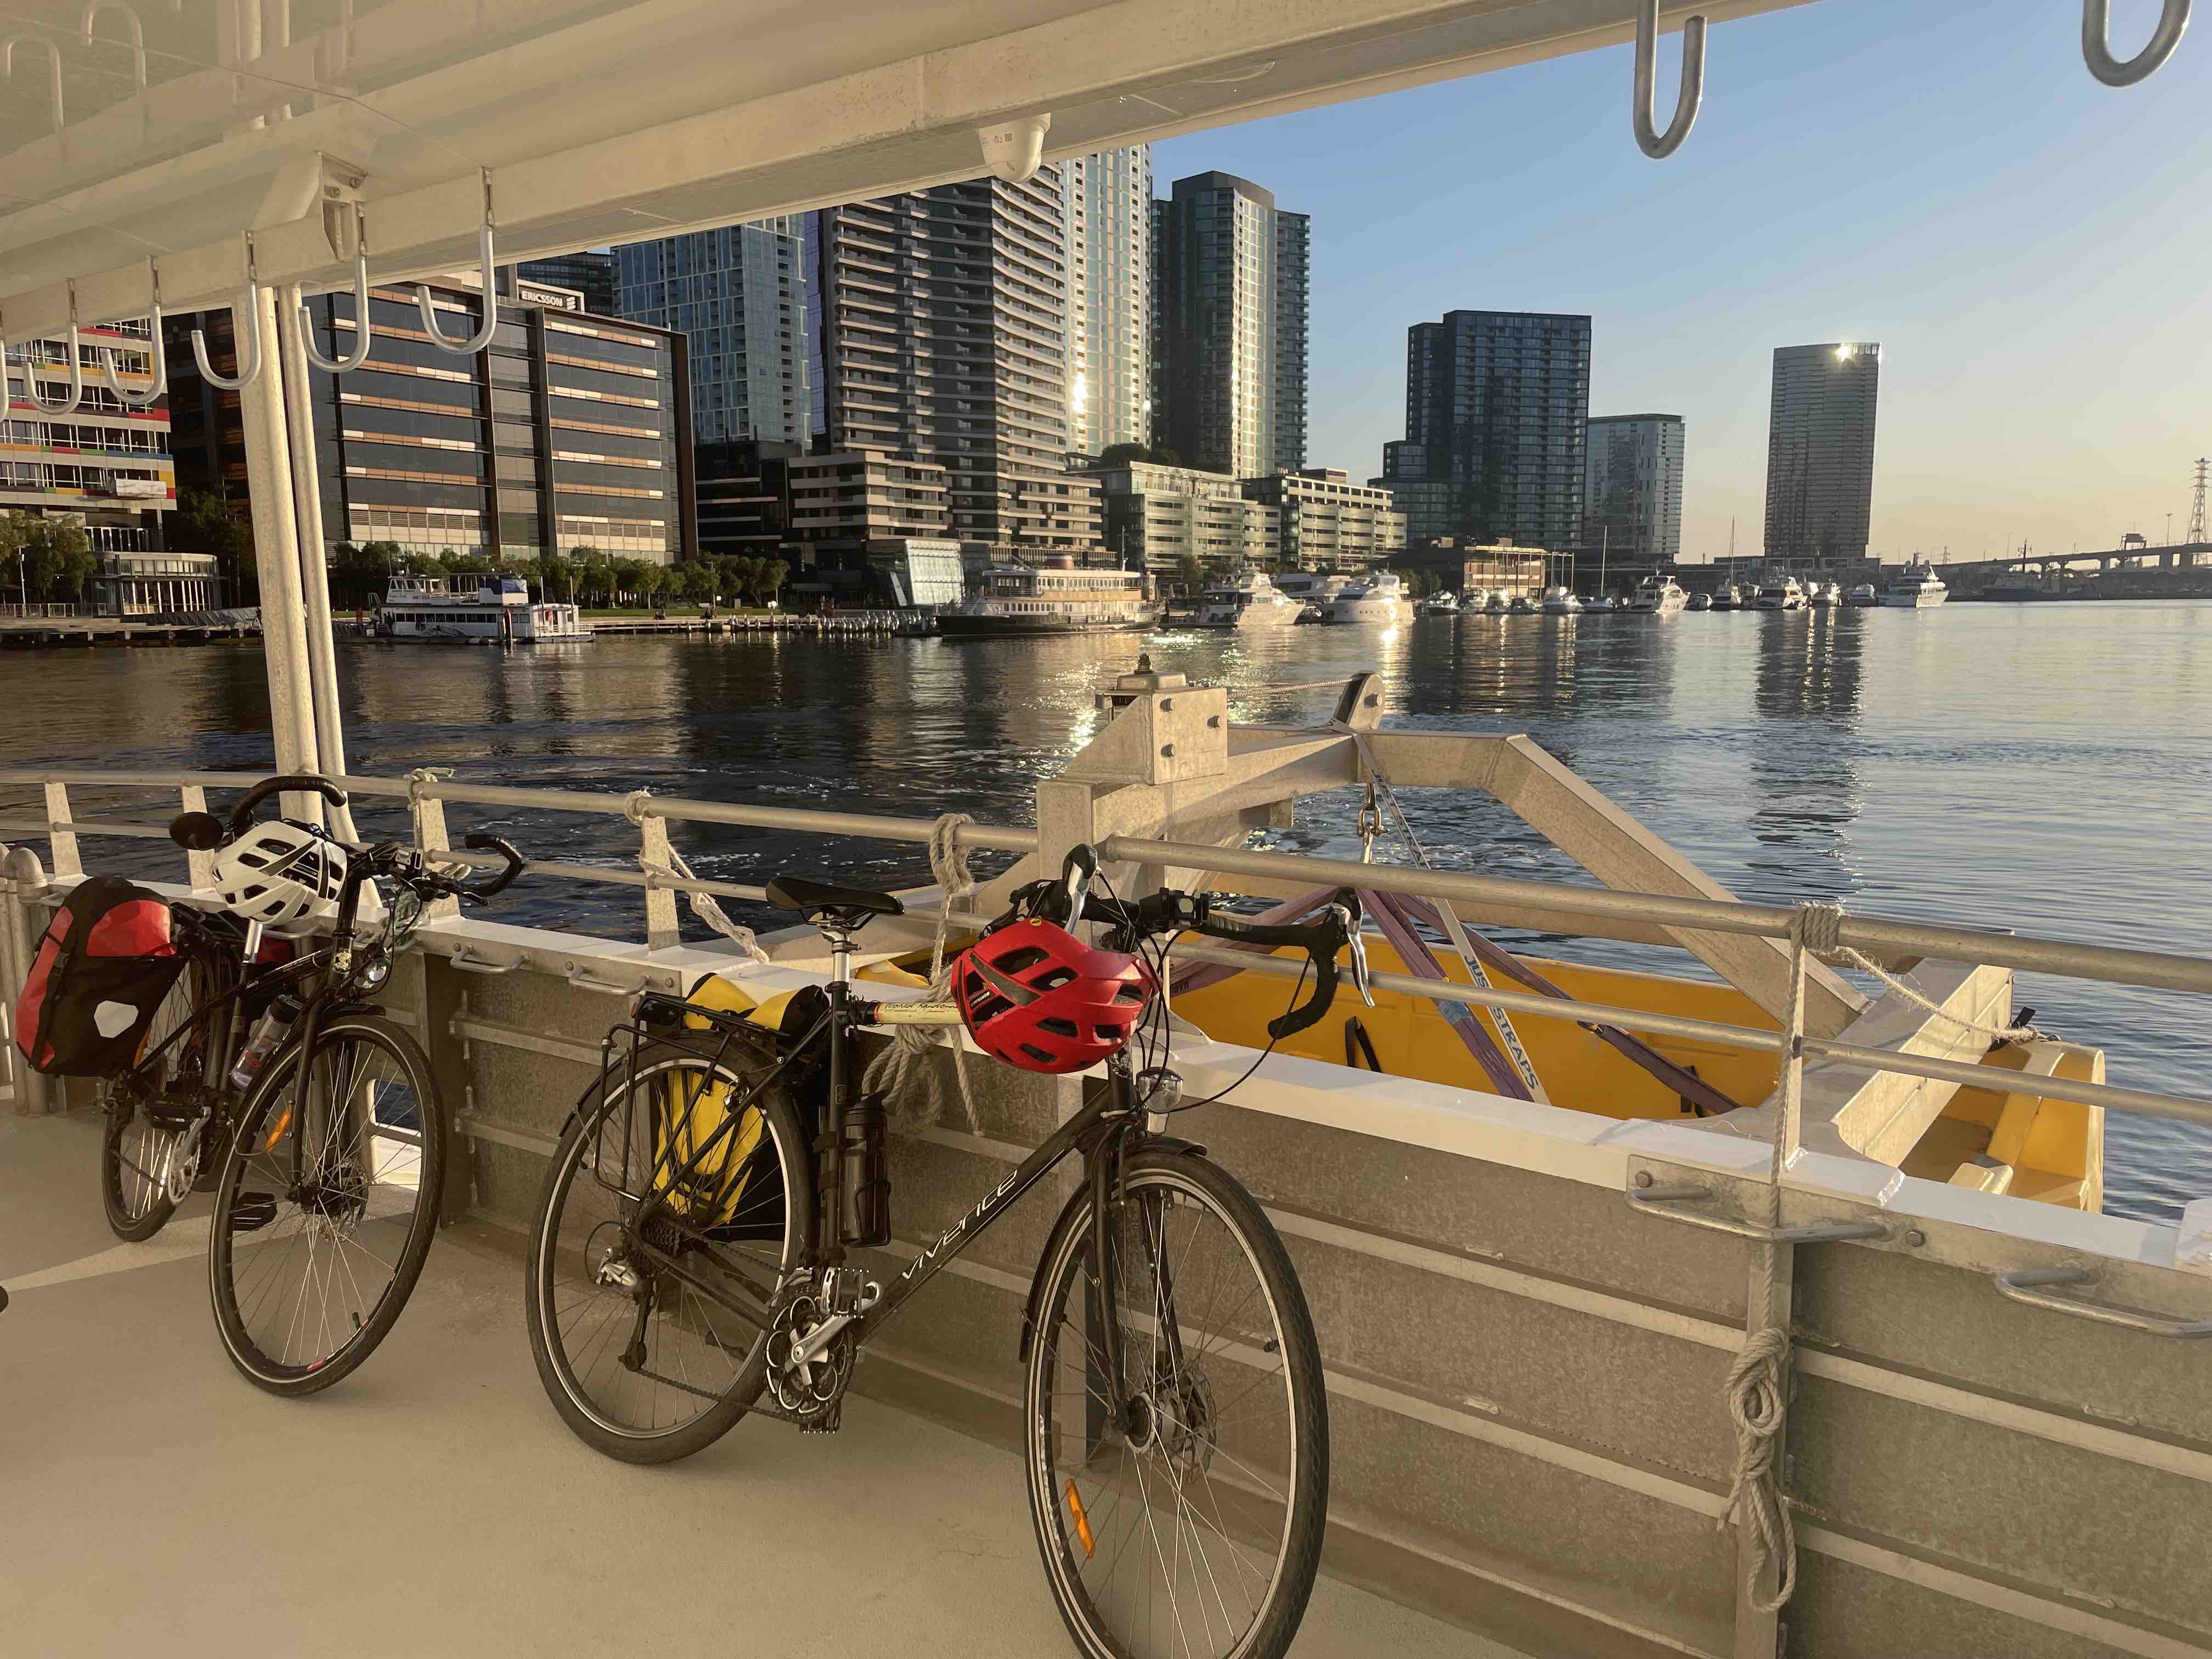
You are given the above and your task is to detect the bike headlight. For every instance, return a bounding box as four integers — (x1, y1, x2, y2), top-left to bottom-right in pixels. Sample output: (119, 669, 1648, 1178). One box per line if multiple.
(358, 956, 390, 989)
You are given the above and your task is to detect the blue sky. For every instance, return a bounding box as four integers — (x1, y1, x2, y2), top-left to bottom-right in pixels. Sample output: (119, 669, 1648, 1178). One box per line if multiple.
(1154, 0, 2212, 563)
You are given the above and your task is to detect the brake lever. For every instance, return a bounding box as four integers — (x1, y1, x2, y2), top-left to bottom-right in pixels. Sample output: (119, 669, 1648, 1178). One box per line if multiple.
(1328, 902, 1376, 1007)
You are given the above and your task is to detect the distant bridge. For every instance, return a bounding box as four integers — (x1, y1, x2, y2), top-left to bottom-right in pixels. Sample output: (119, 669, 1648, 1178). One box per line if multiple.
(1939, 541, 2212, 587)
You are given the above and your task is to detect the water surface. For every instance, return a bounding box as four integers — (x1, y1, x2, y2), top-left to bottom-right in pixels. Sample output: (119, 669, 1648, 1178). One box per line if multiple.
(8, 600, 2208, 1222)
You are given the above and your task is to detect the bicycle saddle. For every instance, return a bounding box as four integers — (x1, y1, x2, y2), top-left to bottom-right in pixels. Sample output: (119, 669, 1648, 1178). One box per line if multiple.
(764, 877, 904, 927)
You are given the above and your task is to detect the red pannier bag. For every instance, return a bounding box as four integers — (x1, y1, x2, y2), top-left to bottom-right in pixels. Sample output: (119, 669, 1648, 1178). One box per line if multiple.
(13, 876, 189, 1077)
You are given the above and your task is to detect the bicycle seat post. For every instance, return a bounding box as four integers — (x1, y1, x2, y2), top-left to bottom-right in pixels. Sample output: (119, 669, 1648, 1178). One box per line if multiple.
(241, 916, 264, 968)
(821, 922, 854, 986)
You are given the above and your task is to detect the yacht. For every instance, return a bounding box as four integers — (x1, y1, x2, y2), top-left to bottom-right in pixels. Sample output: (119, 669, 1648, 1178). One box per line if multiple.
(1483, 590, 1510, 614)
(1195, 571, 1301, 630)
(1323, 570, 1415, 624)
(1710, 583, 1744, 611)
(937, 557, 1155, 636)
(376, 572, 590, 642)
(1846, 582, 1880, 607)
(1538, 586, 1583, 615)
(1688, 590, 1713, 612)
(1586, 595, 1617, 612)
(1627, 574, 1689, 616)
(1504, 593, 1538, 615)
(1808, 580, 1841, 607)
(1417, 590, 1460, 616)
(1752, 573, 1807, 611)
(1879, 562, 1951, 608)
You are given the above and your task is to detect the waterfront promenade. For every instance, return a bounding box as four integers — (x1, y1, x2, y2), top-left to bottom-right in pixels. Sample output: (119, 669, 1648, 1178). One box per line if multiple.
(0, 1107, 1500, 1659)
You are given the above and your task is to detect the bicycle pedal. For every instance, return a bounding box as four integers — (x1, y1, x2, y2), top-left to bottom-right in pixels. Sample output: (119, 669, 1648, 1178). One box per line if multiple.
(229, 1192, 278, 1233)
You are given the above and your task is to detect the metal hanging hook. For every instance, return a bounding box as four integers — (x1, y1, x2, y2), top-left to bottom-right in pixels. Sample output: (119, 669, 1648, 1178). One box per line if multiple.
(417, 171, 500, 354)
(80, 1, 147, 90)
(1, 32, 66, 133)
(190, 233, 266, 391)
(299, 207, 374, 373)
(2083, 0, 2190, 85)
(22, 284, 87, 416)
(1632, 0, 1706, 160)
(98, 260, 167, 409)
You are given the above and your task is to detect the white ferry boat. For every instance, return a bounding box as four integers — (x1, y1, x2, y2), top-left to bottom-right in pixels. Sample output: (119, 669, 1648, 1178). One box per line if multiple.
(1195, 571, 1301, 630)
(1627, 574, 1688, 615)
(1323, 570, 1414, 625)
(935, 557, 1154, 637)
(1879, 562, 1951, 608)
(376, 573, 589, 642)
(1752, 573, 1806, 611)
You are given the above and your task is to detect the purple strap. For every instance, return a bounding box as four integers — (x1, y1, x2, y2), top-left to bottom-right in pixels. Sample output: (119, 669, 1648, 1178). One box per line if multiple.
(1362, 889, 1532, 1099)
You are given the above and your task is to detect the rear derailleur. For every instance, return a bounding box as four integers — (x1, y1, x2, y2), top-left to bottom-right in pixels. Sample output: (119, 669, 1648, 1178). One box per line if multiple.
(764, 1266, 879, 1434)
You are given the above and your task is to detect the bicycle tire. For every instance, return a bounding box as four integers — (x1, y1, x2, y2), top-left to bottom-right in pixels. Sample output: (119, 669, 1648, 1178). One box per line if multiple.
(1024, 1149, 1329, 1659)
(99, 951, 222, 1242)
(524, 1039, 814, 1464)
(207, 1012, 446, 1396)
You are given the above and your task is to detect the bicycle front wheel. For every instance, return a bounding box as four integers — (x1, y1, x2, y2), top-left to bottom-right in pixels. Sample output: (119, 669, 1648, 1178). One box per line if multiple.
(1024, 1150, 1328, 1659)
(208, 1013, 446, 1395)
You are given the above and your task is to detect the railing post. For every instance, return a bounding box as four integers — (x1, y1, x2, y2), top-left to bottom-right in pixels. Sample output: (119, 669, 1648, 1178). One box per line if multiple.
(178, 784, 217, 889)
(409, 783, 461, 922)
(42, 781, 79, 878)
(637, 814, 680, 951)
(1731, 938, 1808, 1658)
(3, 845, 51, 1115)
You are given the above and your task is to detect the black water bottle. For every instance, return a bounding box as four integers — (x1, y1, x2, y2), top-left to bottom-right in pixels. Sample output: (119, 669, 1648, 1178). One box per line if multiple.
(838, 1092, 891, 1248)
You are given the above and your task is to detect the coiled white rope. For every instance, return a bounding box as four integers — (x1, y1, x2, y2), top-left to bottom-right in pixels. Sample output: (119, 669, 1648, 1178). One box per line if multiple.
(860, 812, 980, 1133)
(623, 788, 769, 964)
(1796, 900, 2052, 1046)
(1719, 910, 1808, 1612)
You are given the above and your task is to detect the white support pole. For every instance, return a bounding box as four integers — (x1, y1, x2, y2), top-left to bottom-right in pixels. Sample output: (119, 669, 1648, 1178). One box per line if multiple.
(276, 282, 356, 840)
(234, 283, 324, 825)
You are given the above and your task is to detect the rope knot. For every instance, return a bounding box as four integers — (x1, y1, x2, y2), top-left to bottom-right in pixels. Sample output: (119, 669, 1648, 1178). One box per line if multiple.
(1793, 900, 1849, 962)
(404, 765, 453, 809)
(1719, 1324, 1797, 1611)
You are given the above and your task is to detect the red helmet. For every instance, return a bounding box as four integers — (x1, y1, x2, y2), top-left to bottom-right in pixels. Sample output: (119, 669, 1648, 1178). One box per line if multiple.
(951, 918, 1153, 1074)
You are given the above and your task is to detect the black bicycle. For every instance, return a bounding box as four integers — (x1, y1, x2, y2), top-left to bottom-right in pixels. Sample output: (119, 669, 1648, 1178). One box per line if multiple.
(99, 773, 521, 1393)
(524, 845, 1369, 1659)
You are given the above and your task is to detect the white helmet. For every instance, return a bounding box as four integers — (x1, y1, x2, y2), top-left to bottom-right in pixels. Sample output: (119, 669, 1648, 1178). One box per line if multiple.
(212, 820, 347, 929)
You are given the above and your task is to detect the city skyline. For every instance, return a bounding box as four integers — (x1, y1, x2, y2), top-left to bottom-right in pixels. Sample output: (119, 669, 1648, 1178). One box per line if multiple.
(1152, 0, 2212, 562)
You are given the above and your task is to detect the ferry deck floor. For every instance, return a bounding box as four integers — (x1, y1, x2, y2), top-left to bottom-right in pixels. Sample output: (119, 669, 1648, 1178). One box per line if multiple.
(0, 1109, 1515, 1658)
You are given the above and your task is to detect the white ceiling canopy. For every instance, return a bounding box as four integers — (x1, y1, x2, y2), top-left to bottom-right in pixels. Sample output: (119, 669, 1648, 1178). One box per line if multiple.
(0, 0, 1842, 333)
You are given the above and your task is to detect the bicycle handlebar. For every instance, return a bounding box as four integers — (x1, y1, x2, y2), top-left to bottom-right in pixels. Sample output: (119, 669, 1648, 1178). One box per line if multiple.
(459, 833, 526, 900)
(226, 773, 349, 837)
(1029, 847, 1365, 1042)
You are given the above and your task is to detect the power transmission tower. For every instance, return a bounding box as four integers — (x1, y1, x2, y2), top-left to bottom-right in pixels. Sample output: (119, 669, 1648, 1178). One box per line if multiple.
(2191, 458, 2209, 545)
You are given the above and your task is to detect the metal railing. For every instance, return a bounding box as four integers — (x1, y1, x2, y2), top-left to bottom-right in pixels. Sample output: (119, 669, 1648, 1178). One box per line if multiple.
(5, 766, 2212, 1138)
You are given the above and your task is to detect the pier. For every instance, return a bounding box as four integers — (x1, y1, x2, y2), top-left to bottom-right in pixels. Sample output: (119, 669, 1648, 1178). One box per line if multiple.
(0, 616, 260, 650)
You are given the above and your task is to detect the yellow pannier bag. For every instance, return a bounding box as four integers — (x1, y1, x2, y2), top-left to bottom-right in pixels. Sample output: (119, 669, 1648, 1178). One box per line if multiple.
(650, 974, 789, 1231)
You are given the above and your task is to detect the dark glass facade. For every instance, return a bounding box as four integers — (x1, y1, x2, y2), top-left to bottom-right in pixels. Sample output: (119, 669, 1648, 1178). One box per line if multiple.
(1384, 309, 1591, 551)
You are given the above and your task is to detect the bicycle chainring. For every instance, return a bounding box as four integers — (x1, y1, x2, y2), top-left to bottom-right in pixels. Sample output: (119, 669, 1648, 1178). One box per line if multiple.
(765, 1293, 852, 1432)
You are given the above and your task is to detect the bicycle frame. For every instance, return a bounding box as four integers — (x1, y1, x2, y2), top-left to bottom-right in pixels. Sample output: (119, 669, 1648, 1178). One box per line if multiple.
(611, 979, 1160, 1404)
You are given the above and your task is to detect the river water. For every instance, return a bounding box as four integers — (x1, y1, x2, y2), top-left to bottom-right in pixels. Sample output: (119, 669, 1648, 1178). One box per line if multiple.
(8, 600, 2209, 1223)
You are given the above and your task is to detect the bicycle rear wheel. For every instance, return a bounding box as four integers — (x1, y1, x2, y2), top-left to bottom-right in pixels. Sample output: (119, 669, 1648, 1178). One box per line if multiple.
(1024, 1150, 1328, 1659)
(100, 953, 221, 1242)
(207, 1013, 445, 1395)
(524, 1040, 812, 1464)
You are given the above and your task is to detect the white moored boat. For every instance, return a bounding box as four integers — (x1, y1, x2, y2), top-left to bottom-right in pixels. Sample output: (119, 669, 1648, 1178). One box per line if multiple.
(1879, 562, 1951, 608)
(1417, 590, 1460, 616)
(376, 573, 590, 642)
(1627, 574, 1688, 615)
(1751, 573, 1806, 611)
(936, 558, 1155, 637)
(1323, 569, 1414, 624)
(1808, 580, 1841, 607)
(1195, 571, 1302, 630)
(1538, 586, 1582, 615)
